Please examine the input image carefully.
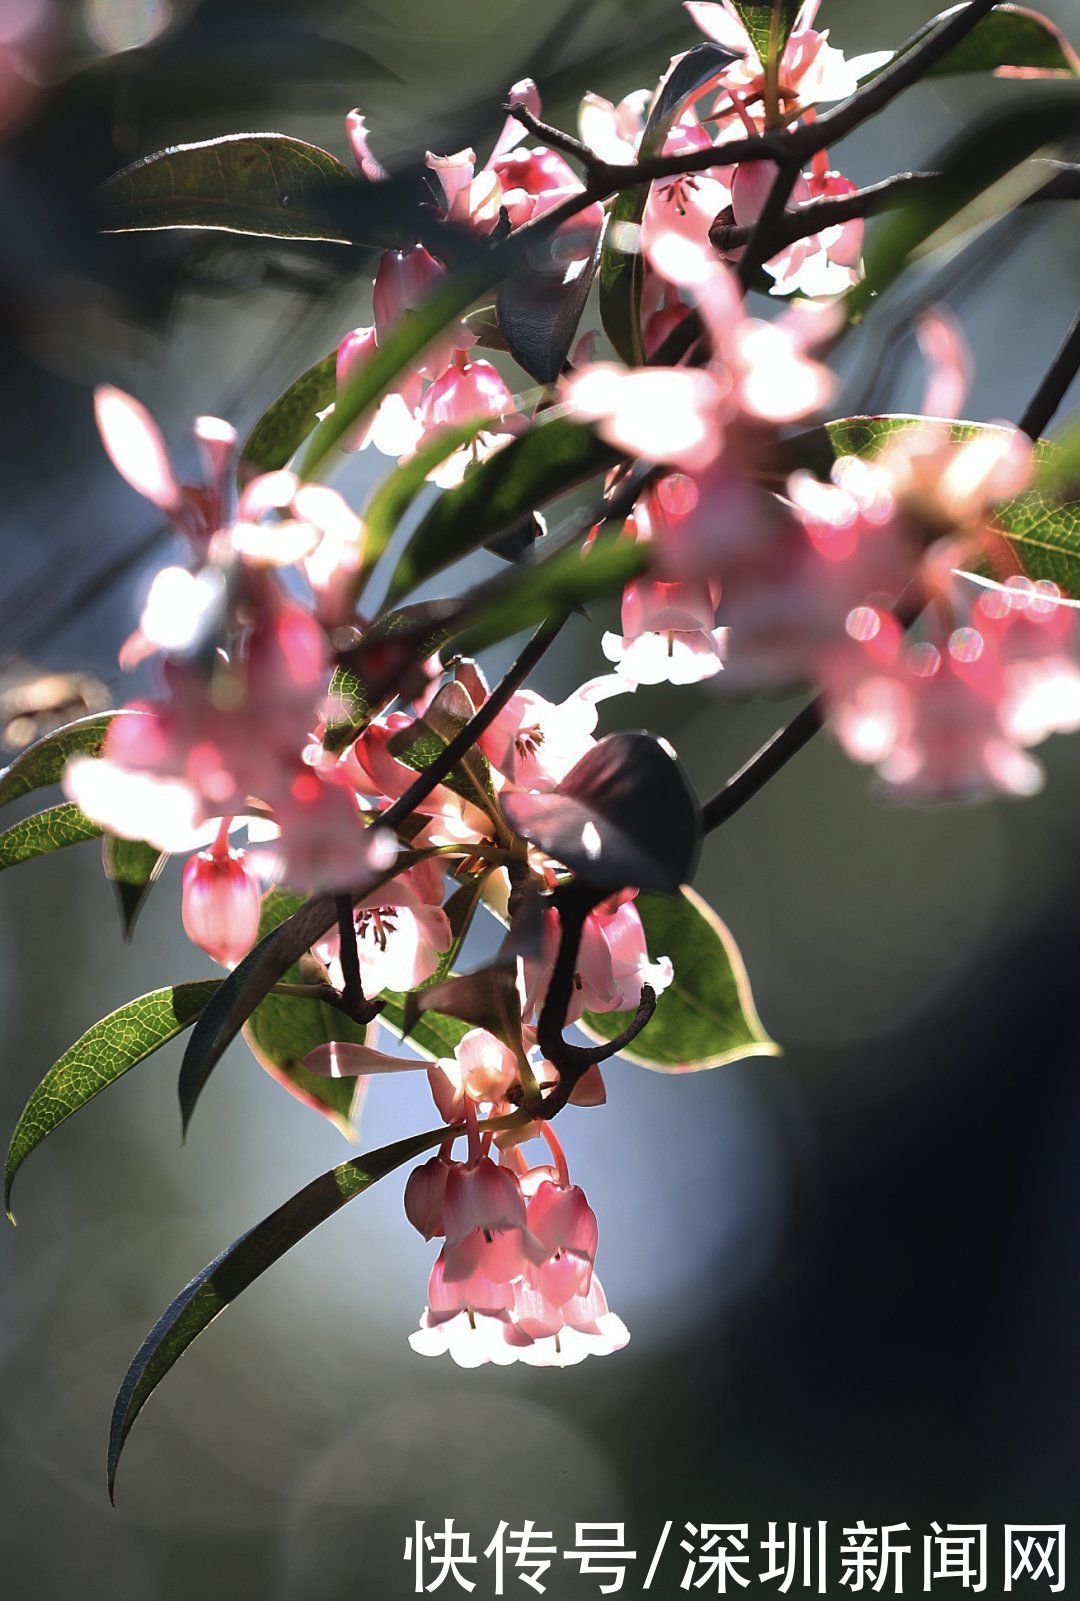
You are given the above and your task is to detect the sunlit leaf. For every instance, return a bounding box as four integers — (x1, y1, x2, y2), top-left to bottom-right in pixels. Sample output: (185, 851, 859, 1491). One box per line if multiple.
(896, 4, 1080, 80)
(98, 133, 377, 243)
(107, 1115, 529, 1498)
(240, 351, 336, 476)
(599, 41, 742, 364)
(0, 802, 101, 869)
(581, 887, 778, 1070)
(0, 711, 133, 810)
(4, 981, 219, 1217)
(240, 890, 369, 1134)
(102, 836, 167, 939)
(795, 415, 1080, 595)
(725, 0, 799, 62)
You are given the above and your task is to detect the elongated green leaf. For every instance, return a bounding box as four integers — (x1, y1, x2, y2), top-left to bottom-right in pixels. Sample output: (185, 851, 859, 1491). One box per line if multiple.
(581, 887, 777, 1070)
(796, 415, 1080, 595)
(368, 417, 490, 573)
(102, 836, 167, 939)
(394, 416, 618, 601)
(108, 1115, 513, 1497)
(0, 803, 101, 870)
(455, 533, 648, 654)
(849, 90, 1080, 320)
(599, 42, 741, 365)
(98, 134, 368, 242)
(5, 981, 219, 1216)
(0, 710, 132, 810)
(241, 351, 336, 476)
(903, 4, 1080, 80)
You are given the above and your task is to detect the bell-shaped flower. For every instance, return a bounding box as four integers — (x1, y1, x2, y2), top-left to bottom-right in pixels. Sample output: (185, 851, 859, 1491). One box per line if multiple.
(313, 861, 452, 997)
(404, 1154, 452, 1241)
(335, 325, 424, 459)
(415, 353, 519, 488)
(181, 840, 263, 968)
(409, 1252, 519, 1368)
(478, 677, 625, 792)
(505, 1274, 630, 1366)
(604, 574, 727, 686)
(525, 1180, 599, 1306)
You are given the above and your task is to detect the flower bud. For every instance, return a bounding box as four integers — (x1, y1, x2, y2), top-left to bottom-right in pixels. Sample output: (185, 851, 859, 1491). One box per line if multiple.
(181, 846, 262, 968)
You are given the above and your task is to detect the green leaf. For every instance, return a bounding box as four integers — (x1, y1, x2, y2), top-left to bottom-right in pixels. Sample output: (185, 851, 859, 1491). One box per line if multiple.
(108, 1114, 512, 1498)
(322, 606, 458, 754)
(102, 836, 167, 939)
(4, 981, 219, 1217)
(395, 416, 618, 601)
(242, 891, 369, 1137)
(256, 890, 467, 1067)
(240, 351, 336, 475)
(848, 89, 1080, 320)
(97, 134, 369, 243)
(456, 532, 648, 654)
(798, 415, 1080, 596)
(581, 887, 777, 1070)
(0, 802, 101, 870)
(599, 41, 742, 365)
(903, 4, 1080, 80)
(368, 417, 491, 576)
(727, 0, 799, 63)
(0, 710, 132, 810)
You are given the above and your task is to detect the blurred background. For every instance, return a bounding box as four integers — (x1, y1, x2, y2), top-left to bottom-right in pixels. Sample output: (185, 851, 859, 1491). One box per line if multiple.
(0, 0, 1078, 1595)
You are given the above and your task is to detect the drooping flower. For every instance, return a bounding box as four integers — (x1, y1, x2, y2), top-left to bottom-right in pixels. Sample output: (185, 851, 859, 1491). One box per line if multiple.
(181, 831, 263, 969)
(313, 860, 452, 997)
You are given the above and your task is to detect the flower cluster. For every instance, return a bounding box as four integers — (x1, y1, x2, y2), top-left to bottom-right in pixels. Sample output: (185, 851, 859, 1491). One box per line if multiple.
(20, 0, 1078, 1412)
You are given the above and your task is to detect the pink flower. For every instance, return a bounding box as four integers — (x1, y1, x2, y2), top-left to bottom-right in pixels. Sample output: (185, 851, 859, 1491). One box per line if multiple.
(822, 609, 1046, 801)
(603, 574, 727, 686)
(181, 838, 263, 968)
(313, 861, 452, 996)
(442, 1156, 538, 1284)
(94, 386, 236, 549)
(336, 325, 424, 458)
(415, 353, 519, 487)
(523, 895, 673, 1023)
(478, 678, 625, 792)
(686, 0, 891, 115)
(505, 1275, 630, 1366)
(525, 1180, 598, 1305)
(409, 1252, 519, 1367)
(577, 88, 651, 164)
(404, 1154, 452, 1241)
(729, 159, 863, 298)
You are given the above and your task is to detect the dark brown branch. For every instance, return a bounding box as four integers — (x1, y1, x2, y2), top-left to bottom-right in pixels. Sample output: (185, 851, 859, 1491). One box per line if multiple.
(736, 157, 802, 292)
(505, 101, 594, 166)
(711, 161, 1080, 255)
(533, 883, 658, 1116)
(378, 611, 568, 834)
(702, 699, 824, 832)
(1019, 309, 1080, 440)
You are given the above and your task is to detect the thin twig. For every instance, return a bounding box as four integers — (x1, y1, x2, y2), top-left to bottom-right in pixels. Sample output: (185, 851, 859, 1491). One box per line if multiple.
(736, 157, 802, 292)
(505, 101, 594, 166)
(1019, 309, 1080, 440)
